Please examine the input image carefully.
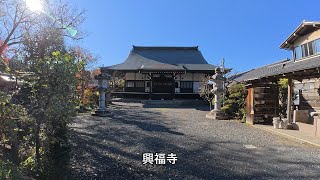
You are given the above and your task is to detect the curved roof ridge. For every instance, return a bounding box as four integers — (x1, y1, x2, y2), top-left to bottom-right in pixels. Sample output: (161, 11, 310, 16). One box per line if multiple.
(132, 46, 199, 51)
(103, 45, 215, 71)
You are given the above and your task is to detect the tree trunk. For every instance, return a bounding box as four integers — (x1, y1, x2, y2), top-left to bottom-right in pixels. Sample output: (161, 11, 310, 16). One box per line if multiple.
(35, 121, 41, 173)
(80, 66, 85, 111)
(0, 23, 19, 55)
(11, 139, 19, 165)
(81, 77, 84, 110)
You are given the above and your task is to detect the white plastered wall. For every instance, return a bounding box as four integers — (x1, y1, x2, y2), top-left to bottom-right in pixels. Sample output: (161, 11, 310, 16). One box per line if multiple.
(125, 73, 135, 80)
(125, 72, 145, 80)
(294, 29, 320, 47)
(180, 73, 193, 81)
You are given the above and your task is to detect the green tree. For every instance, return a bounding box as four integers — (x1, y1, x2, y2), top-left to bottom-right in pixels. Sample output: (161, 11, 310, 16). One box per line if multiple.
(69, 46, 98, 111)
(0, 0, 86, 178)
(27, 51, 78, 178)
(0, 91, 29, 165)
(18, 28, 78, 178)
(278, 78, 288, 118)
(221, 83, 247, 120)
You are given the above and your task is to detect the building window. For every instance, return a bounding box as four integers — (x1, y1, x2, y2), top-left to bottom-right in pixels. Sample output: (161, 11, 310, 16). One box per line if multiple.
(135, 81, 144, 87)
(180, 81, 193, 89)
(126, 81, 134, 87)
(175, 82, 179, 88)
(315, 39, 320, 54)
(146, 81, 150, 87)
(308, 42, 315, 56)
(193, 82, 201, 93)
(294, 46, 302, 60)
(302, 44, 309, 57)
(295, 38, 320, 60)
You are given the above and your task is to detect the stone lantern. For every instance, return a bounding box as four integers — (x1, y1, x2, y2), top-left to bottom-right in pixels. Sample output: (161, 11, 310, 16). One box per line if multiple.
(206, 67, 227, 120)
(93, 73, 112, 116)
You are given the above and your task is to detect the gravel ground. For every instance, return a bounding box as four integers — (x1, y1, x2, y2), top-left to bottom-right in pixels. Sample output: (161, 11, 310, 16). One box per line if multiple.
(69, 103, 320, 180)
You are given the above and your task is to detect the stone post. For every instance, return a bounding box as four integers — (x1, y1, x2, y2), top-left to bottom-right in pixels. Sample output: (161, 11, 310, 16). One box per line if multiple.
(206, 68, 227, 120)
(214, 92, 222, 111)
(93, 73, 112, 117)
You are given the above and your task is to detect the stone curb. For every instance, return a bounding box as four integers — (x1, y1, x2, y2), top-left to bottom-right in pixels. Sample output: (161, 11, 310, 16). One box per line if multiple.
(251, 124, 320, 148)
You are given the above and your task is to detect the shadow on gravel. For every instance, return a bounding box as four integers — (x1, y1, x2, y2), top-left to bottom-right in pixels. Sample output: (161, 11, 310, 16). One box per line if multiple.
(113, 101, 210, 112)
(68, 106, 320, 180)
(112, 115, 185, 136)
(143, 105, 210, 112)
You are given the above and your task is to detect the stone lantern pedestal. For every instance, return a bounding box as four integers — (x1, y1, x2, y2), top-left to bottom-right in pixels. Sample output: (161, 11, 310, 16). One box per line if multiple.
(206, 68, 227, 120)
(92, 73, 112, 117)
(206, 93, 227, 120)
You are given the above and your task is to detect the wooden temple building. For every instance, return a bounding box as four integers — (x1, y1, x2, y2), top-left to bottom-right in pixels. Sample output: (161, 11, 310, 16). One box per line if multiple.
(102, 46, 217, 100)
(235, 21, 320, 137)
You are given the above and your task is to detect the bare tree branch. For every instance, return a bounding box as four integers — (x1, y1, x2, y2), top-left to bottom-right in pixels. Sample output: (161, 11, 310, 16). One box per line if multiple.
(7, 40, 20, 46)
(0, 0, 86, 58)
(199, 75, 215, 110)
(9, 33, 22, 41)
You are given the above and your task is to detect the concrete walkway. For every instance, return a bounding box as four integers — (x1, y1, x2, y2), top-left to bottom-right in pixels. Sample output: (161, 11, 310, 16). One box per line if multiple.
(254, 124, 320, 147)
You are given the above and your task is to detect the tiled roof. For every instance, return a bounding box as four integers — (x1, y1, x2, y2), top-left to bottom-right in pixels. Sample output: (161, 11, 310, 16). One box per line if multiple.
(233, 59, 290, 82)
(234, 55, 320, 82)
(270, 56, 320, 75)
(182, 64, 217, 71)
(102, 46, 216, 72)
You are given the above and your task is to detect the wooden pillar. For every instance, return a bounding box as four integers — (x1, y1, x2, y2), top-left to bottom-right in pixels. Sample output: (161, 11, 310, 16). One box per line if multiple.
(172, 73, 175, 100)
(246, 86, 255, 125)
(287, 75, 293, 123)
(149, 73, 153, 100)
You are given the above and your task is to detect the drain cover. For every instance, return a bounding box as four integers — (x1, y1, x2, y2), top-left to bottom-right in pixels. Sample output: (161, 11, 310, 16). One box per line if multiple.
(244, 145, 257, 149)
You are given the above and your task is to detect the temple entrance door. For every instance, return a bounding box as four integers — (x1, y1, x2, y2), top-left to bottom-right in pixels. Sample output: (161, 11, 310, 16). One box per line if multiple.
(152, 74, 173, 93)
(145, 81, 151, 92)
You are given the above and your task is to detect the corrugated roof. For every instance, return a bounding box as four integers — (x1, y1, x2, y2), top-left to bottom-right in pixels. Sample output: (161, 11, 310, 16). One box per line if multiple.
(103, 46, 216, 72)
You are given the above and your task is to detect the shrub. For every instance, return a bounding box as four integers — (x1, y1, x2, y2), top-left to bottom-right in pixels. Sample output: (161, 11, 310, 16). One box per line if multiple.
(278, 78, 288, 118)
(0, 159, 21, 179)
(221, 83, 247, 119)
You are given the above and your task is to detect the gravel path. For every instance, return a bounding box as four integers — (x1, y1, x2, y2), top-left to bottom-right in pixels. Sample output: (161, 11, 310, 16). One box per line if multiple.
(69, 103, 320, 179)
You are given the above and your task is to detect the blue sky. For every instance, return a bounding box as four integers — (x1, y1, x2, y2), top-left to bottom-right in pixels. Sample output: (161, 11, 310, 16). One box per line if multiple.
(70, 0, 320, 72)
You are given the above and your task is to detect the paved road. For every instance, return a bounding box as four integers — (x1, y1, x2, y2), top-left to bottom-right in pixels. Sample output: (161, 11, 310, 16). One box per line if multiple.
(69, 103, 320, 179)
